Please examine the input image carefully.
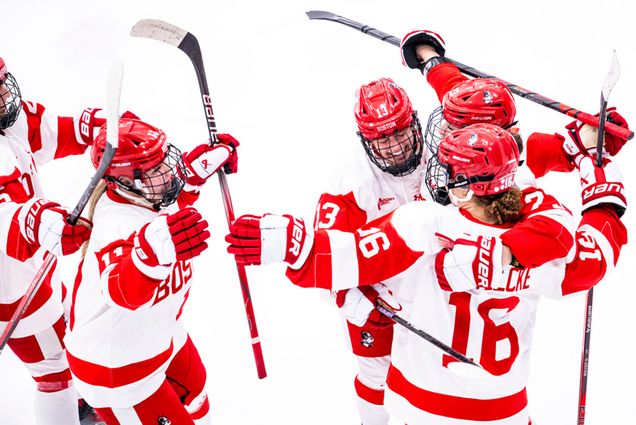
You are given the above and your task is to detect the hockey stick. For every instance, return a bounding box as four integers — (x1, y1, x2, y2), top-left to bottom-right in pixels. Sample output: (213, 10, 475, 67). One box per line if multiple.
(576, 51, 620, 425)
(0, 61, 123, 353)
(595, 51, 620, 167)
(376, 299, 482, 369)
(305, 10, 633, 142)
(131, 19, 267, 379)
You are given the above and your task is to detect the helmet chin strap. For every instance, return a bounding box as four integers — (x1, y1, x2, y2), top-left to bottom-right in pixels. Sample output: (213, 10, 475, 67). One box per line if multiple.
(113, 186, 158, 210)
(449, 188, 474, 206)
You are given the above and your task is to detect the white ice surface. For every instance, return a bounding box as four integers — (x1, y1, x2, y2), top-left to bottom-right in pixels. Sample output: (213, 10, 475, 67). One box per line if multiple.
(1, 0, 635, 424)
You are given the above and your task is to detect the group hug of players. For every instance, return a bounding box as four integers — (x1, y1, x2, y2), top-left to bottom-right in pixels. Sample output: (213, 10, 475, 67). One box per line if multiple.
(0, 28, 629, 425)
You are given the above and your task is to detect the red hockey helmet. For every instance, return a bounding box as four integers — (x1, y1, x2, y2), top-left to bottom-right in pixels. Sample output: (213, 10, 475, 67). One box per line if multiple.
(0, 58, 7, 79)
(355, 78, 424, 176)
(442, 79, 516, 128)
(426, 123, 519, 203)
(355, 78, 415, 139)
(91, 118, 186, 209)
(0, 57, 22, 130)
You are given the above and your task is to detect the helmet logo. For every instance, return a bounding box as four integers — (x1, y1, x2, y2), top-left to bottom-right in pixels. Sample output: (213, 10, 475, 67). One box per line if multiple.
(468, 132, 478, 146)
(483, 90, 493, 104)
(376, 121, 397, 132)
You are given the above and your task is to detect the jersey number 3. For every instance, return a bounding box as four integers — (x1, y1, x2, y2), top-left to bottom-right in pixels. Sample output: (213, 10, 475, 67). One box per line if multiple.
(444, 292, 520, 376)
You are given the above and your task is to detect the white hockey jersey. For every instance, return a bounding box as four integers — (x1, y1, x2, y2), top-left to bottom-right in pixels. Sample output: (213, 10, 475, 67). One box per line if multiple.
(64, 191, 193, 408)
(0, 101, 90, 338)
(313, 147, 427, 232)
(286, 193, 627, 424)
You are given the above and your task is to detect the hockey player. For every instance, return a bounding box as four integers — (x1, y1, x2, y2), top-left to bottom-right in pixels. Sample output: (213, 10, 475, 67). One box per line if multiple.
(0, 56, 99, 425)
(398, 29, 630, 179)
(64, 117, 238, 424)
(226, 123, 627, 424)
(227, 76, 565, 425)
(315, 77, 425, 424)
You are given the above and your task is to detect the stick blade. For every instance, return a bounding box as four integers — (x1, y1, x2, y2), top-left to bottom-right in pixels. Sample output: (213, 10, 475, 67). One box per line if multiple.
(602, 50, 620, 100)
(130, 19, 188, 47)
(306, 10, 340, 21)
(106, 61, 123, 149)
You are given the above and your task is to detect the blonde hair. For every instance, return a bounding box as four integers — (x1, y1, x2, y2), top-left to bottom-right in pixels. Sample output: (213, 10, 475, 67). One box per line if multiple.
(80, 181, 108, 258)
(473, 187, 523, 224)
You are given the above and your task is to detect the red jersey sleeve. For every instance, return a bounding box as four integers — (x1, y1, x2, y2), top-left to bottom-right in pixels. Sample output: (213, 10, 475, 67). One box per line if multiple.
(560, 206, 628, 295)
(426, 62, 469, 103)
(22, 101, 89, 165)
(525, 132, 575, 178)
(287, 201, 442, 290)
(286, 191, 369, 287)
(312, 191, 368, 232)
(500, 188, 575, 267)
(0, 155, 40, 260)
(94, 235, 162, 310)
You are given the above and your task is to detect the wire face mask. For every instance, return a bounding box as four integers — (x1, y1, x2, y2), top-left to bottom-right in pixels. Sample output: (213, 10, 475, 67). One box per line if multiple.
(113, 144, 186, 210)
(0, 72, 22, 130)
(359, 113, 424, 177)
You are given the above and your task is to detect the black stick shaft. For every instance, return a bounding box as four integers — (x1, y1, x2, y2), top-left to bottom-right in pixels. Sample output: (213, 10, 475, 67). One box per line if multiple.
(176, 30, 267, 379)
(577, 289, 594, 424)
(305, 10, 633, 141)
(376, 301, 481, 368)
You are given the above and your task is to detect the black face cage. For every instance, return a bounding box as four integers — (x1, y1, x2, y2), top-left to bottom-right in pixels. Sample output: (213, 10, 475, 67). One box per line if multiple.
(425, 154, 451, 205)
(424, 106, 455, 157)
(0, 73, 22, 130)
(358, 112, 424, 177)
(113, 144, 186, 210)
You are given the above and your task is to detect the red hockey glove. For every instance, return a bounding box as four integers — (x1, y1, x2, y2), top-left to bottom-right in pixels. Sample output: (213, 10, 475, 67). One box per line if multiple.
(183, 134, 240, 187)
(564, 107, 630, 160)
(17, 198, 92, 256)
(577, 156, 626, 217)
(400, 29, 446, 69)
(605, 109, 630, 156)
(225, 213, 313, 268)
(132, 207, 210, 278)
(217, 133, 240, 174)
(435, 232, 503, 292)
(335, 284, 401, 329)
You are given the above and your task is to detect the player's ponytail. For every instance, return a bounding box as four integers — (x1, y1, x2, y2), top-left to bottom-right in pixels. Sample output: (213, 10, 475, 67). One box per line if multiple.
(474, 187, 523, 224)
(80, 180, 108, 257)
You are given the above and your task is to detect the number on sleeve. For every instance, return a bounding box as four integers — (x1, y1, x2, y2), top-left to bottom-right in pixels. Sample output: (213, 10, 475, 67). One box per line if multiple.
(357, 227, 390, 258)
(316, 202, 340, 230)
(577, 229, 602, 261)
(524, 191, 544, 211)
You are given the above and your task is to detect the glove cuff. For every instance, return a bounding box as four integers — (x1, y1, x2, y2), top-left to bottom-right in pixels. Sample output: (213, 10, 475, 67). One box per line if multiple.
(17, 198, 61, 247)
(131, 243, 172, 281)
(421, 56, 451, 75)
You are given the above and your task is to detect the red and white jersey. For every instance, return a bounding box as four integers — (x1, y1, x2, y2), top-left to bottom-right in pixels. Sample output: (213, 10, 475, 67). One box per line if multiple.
(64, 191, 193, 408)
(287, 188, 626, 423)
(313, 147, 428, 232)
(0, 101, 90, 337)
(288, 186, 575, 290)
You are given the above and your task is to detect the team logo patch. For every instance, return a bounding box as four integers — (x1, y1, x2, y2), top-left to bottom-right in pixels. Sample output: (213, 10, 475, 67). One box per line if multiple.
(361, 331, 375, 348)
(377, 196, 395, 210)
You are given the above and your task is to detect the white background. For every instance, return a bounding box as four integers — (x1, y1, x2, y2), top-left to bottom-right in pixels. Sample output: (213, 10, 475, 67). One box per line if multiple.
(0, 0, 635, 424)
